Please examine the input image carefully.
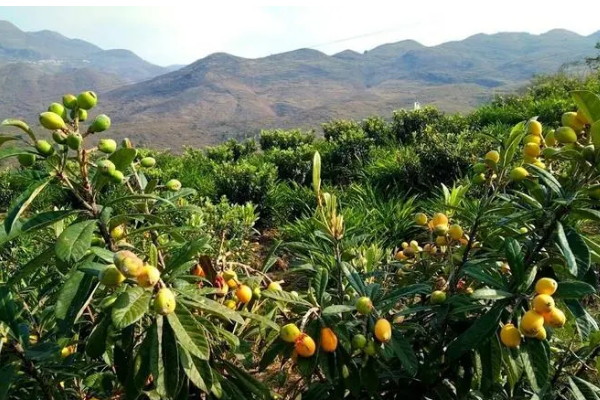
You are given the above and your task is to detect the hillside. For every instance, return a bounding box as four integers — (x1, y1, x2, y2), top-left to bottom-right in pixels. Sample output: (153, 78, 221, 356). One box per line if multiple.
(1, 20, 599, 149)
(104, 29, 600, 148)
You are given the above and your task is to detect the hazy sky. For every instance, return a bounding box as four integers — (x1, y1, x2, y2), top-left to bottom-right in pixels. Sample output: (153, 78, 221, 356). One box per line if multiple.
(1, 3, 600, 67)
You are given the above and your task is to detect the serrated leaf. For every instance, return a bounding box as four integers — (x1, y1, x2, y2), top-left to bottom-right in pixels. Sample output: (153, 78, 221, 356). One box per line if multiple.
(379, 283, 431, 311)
(520, 339, 549, 393)
(1, 119, 36, 141)
(505, 238, 524, 290)
(0, 147, 34, 162)
(565, 299, 599, 340)
(322, 305, 355, 315)
(0, 134, 20, 148)
(55, 270, 96, 333)
(86, 316, 110, 358)
(4, 178, 51, 235)
(259, 340, 288, 371)
(21, 209, 80, 234)
(111, 286, 152, 329)
(471, 288, 513, 300)
(313, 267, 328, 305)
(391, 330, 418, 377)
(446, 303, 505, 361)
(167, 306, 210, 360)
(261, 289, 313, 307)
(237, 310, 280, 331)
(0, 363, 16, 400)
(555, 281, 596, 299)
(462, 262, 507, 290)
(500, 121, 526, 168)
(556, 222, 577, 276)
(180, 348, 209, 392)
(569, 376, 600, 400)
(528, 164, 563, 196)
(176, 287, 244, 324)
(572, 90, 600, 124)
(55, 220, 96, 263)
(157, 316, 180, 398)
(572, 208, 600, 222)
(7, 247, 53, 284)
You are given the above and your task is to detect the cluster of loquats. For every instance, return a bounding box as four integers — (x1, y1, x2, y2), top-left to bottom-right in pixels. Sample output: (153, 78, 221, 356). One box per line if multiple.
(24, 91, 176, 188)
(190, 264, 283, 310)
(500, 278, 566, 348)
(277, 295, 393, 361)
(396, 212, 477, 297)
(99, 250, 174, 314)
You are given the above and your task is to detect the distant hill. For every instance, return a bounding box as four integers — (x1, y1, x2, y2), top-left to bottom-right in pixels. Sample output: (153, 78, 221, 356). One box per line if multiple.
(0, 20, 168, 119)
(0, 20, 599, 149)
(105, 29, 600, 148)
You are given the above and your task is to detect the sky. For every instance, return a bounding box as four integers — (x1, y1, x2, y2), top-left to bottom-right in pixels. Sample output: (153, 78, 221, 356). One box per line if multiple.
(1, 3, 600, 67)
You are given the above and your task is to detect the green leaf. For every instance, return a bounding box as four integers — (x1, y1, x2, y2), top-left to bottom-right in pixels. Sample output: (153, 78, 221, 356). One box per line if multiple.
(111, 286, 152, 329)
(502, 347, 523, 394)
(566, 228, 591, 279)
(568, 376, 600, 400)
(105, 194, 176, 208)
(0, 134, 20, 148)
(220, 360, 271, 398)
(167, 306, 210, 360)
(556, 222, 578, 276)
(520, 339, 549, 393)
(259, 340, 288, 371)
(479, 336, 502, 395)
(0, 364, 16, 400)
(237, 310, 280, 331)
(55, 270, 96, 333)
(572, 90, 600, 124)
(109, 147, 137, 170)
(379, 283, 431, 311)
(341, 262, 367, 295)
(471, 288, 513, 300)
(261, 289, 313, 307)
(55, 220, 96, 263)
(391, 331, 418, 377)
(322, 305, 355, 315)
(500, 121, 526, 168)
(176, 287, 244, 324)
(21, 209, 80, 234)
(555, 281, 596, 299)
(4, 178, 51, 235)
(462, 262, 507, 290)
(505, 238, 524, 289)
(131, 326, 158, 394)
(446, 303, 505, 361)
(180, 348, 209, 392)
(86, 316, 110, 358)
(1, 119, 36, 141)
(166, 239, 211, 273)
(565, 299, 599, 340)
(528, 164, 563, 196)
(313, 267, 328, 305)
(0, 147, 33, 162)
(7, 247, 53, 284)
(156, 316, 180, 398)
(572, 208, 600, 222)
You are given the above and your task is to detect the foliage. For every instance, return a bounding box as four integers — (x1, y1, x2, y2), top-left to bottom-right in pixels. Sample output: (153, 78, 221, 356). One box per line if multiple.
(1, 77, 600, 400)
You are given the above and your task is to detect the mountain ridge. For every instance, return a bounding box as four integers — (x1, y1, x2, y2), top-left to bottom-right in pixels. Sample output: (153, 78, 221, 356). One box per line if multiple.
(1, 20, 599, 149)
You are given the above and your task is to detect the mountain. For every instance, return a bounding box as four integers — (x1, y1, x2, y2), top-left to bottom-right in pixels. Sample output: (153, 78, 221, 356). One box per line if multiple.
(1, 22, 599, 149)
(0, 20, 167, 84)
(103, 29, 600, 148)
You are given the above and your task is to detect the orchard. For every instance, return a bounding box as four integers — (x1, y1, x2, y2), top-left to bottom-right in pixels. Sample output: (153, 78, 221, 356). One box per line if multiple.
(0, 87, 599, 400)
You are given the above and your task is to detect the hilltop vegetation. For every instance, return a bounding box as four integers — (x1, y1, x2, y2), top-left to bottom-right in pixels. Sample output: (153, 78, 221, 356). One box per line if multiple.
(0, 71, 599, 399)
